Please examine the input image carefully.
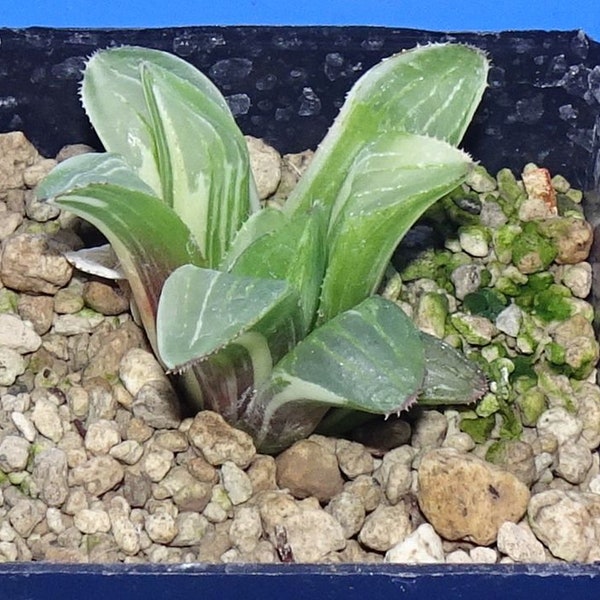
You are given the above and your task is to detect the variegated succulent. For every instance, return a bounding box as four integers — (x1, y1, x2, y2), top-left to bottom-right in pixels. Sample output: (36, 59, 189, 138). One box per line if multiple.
(37, 43, 489, 452)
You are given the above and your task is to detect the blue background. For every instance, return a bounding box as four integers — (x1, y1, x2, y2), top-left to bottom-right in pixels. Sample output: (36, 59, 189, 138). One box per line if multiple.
(3, 0, 600, 41)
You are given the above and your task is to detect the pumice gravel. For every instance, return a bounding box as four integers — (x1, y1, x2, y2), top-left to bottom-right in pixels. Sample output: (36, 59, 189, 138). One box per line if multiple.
(0, 130, 599, 564)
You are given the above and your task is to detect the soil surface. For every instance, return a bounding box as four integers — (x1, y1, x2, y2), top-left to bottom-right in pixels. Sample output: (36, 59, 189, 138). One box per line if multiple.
(1, 131, 600, 565)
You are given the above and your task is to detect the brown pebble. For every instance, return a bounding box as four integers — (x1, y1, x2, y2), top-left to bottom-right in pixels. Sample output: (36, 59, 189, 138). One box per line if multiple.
(275, 439, 344, 503)
(417, 448, 530, 545)
(83, 280, 130, 315)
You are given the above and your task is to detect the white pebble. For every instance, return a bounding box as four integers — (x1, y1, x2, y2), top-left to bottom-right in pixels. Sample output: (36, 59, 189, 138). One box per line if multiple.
(495, 304, 523, 338)
(0, 348, 26, 386)
(142, 448, 174, 482)
(145, 511, 178, 544)
(0, 435, 30, 472)
(560, 263, 592, 298)
(0, 542, 18, 562)
(52, 312, 104, 335)
(221, 461, 253, 505)
(109, 510, 140, 556)
(110, 440, 144, 465)
(469, 546, 498, 563)
(445, 549, 473, 563)
(46, 507, 67, 534)
(119, 348, 166, 396)
(84, 419, 121, 455)
(74, 508, 111, 534)
(497, 521, 546, 562)
(385, 524, 445, 564)
(537, 407, 583, 445)
(229, 506, 262, 553)
(555, 439, 593, 484)
(11, 411, 37, 442)
(588, 474, 600, 494)
(459, 229, 489, 257)
(31, 397, 64, 443)
(0, 313, 42, 353)
(443, 432, 476, 452)
(0, 521, 16, 542)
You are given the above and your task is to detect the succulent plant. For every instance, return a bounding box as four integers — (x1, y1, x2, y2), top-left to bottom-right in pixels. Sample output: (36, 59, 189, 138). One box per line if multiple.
(37, 43, 489, 452)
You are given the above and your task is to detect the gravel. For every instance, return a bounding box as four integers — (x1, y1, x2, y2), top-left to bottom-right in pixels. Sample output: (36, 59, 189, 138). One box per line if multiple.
(1, 131, 600, 564)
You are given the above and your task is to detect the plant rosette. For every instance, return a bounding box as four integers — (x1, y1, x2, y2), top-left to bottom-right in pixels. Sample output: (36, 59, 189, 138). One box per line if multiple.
(36, 43, 491, 453)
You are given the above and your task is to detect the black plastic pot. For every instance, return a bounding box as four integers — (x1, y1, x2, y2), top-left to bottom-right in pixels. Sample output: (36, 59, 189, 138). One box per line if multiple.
(1, 25, 600, 598)
(1, 27, 599, 180)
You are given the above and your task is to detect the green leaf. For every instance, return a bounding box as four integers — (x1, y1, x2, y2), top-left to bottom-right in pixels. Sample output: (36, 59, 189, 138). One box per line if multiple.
(82, 46, 258, 266)
(318, 132, 473, 322)
(221, 206, 287, 270)
(156, 265, 302, 371)
(308, 330, 489, 438)
(417, 332, 489, 405)
(284, 43, 489, 217)
(36, 153, 204, 353)
(139, 62, 257, 266)
(36, 152, 157, 197)
(82, 45, 230, 189)
(273, 296, 425, 412)
(243, 296, 426, 452)
(229, 206, 327, 333)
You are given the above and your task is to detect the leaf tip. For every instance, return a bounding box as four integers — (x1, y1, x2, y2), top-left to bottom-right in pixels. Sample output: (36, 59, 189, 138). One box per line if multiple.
(384, 391, 419, 420)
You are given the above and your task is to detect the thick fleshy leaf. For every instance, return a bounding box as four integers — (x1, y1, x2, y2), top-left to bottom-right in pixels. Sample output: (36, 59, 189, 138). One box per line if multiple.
(36, 154, 204, 352)
(139, 62, 257, 265)
(221, 206, 286, 270)
(36, 152, 157, 198)
(82, 46, 258, 266)
(318, 132, 472, 322)
(82, 45, 231, 191)
(156, 265, 302, 371)
(284, 43, 489, 217)
(315, 334, 489, 436)
(228, 206, 327, 333)
(241, 296, 426, 452)
(418, 332, 489, 405)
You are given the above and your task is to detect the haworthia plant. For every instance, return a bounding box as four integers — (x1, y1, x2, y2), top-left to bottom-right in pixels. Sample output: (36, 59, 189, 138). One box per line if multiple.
(37, 43, 490, 453)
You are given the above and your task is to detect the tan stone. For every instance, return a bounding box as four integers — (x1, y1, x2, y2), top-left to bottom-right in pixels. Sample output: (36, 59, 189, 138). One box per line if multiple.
(83, 280, 130, 315)
(0, 131, 40, 190)
(273, 150, 314, 203)
(186, 456, 219, 484)
(83, 321, 147, 383)
(69, 455, 125, 497)
(0, 208, 23, 241)
(335, 439, 375, 479)
(245, 136, 281, 199)
(254, 490, 300, 537)
(358, 502, 414, 552)
(17, 294, 54, 335)
(539, 217, 593, 264)
(417, 448, 530, 545)
(276, 439, 344, 503)
(23, 158, 58, 188)
(0, 233, 73, 293)
(188, 411, 256, 468)
(281, 509, 346, 562)
(247, 455, 278, 493)
(56, 143, 96, 162)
